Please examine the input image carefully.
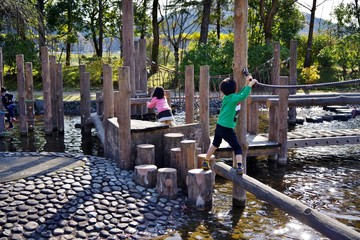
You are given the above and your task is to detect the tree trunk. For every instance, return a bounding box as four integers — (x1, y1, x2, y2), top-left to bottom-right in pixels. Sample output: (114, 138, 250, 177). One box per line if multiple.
(259, 0, 279, 45)
(37, 0, 46, 48)
(199, 0, 212, 44)
(304, 0, 316, 68)
(98, 0, 103, 58)
(151, 0, 160, 76)
(216, 0, 221, 39)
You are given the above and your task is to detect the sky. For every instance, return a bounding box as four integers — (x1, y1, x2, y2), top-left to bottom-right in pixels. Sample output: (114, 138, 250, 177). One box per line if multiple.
(297, 0, 354, 21)
(159, 0, 354, 21)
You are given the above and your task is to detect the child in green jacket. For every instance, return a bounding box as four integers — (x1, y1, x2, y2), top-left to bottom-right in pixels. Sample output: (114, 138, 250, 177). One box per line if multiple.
(202, 75, 257, 174)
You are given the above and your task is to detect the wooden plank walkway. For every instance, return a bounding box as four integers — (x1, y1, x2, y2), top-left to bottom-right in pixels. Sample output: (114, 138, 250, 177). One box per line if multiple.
(215, 129, 360, 157)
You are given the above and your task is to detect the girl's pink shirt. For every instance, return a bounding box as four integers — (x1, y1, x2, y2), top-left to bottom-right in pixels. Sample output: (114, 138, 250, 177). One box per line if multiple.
(147, 97, 171, 113)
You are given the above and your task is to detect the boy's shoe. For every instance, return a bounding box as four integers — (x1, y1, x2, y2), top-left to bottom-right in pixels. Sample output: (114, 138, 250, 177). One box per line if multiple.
(11, 118, 17, 122)
(202, 160, 210, 170)
(236, 164, 244, 175)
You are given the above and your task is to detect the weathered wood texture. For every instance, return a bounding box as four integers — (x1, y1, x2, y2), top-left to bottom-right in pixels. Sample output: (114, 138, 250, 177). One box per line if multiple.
(103, 64, 114, 157)
(79, 65, 91, 133)
(197, 154, 215, 185)
(56, 63, 64, 133)
(134, 164, 157, 188)
(185, 65, 194, 124)
(278, 76, 289, 163)
(187, 169, 213, 210)
(16, 54, 28, 135)
(50, 55, 58, 130)
(136, 144, 155, 165)
(41, 47, 52, 134)
(156, 168, 178, 199)
(96, 92, 103, 116)
(164, 132, 184, 167)
(180, 140, 197, 190)
(25, 62, 35, 131)
(170, 147, 182, 187)
(214, 162, 360, 240)
(117, 67, 132, 170)
(233, 0, 248, 208)
(288, 40, 298, 120)
(271, 41, 280, 95)
(199, 66, 210, 152)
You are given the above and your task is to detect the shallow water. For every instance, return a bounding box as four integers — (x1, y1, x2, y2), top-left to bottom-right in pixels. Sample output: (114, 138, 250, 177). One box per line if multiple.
(1, 112, 359, 239)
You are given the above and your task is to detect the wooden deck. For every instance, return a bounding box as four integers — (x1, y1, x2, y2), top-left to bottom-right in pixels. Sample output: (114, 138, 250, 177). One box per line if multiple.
(215, 128, 360, 157)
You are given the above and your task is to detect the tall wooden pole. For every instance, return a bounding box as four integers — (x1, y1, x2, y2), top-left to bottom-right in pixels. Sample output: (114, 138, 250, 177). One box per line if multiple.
(103, 64, 114, 158)
(50, 55, 58, 130)
(56, 63, 64, 133)
(122, 0, 136, 114)
(271, 41, 280, 95)
(288, 40, 298, 122)
(118, 66, 132, 170)
(41, 46, 53, 135)
(25, 62, 35, 132)
(16, 54, 28, 135)
(185, 65, 194, 124)
(233, 0, 248, 207)
(199, 65, 210, 152)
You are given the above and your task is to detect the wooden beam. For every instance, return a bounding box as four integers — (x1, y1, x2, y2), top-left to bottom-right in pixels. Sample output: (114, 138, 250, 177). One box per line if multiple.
(214, 162, 360, 240)
(267, 96, 360, 108)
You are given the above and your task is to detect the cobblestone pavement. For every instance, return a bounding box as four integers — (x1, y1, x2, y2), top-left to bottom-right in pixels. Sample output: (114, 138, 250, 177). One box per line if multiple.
(0, 152, 186, 240)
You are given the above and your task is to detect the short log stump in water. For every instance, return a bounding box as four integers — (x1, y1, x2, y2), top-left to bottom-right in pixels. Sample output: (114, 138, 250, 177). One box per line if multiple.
(187, 168, 213, 211)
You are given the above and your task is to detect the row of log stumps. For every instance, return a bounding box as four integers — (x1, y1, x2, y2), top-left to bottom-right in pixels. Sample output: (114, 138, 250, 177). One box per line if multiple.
(133, 133, 215, 210)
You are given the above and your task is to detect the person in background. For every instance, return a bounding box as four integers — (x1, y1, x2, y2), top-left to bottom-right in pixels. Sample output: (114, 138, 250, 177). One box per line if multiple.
(1, 87, 17, 129)
(147, 86, 176, 126)
(202, 75, 257, 175)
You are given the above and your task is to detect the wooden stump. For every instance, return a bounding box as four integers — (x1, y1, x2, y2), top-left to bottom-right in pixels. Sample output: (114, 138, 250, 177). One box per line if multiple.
(156, 168, 178, 199)
(163, 132, 184, 167)
(197, 154, 216, 186)
(136, 144, 155, 165)
(170, 147, 182, 187)
(187, 169, 213, 210)
(133, 164, 157, 188)
(180, 140, 197, 190)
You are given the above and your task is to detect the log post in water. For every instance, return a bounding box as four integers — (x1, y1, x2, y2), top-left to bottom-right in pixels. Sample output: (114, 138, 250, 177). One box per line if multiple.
(25, 62, 35, 132)
(187, 168, 213, 210)
(185, 65, 194, 124)
(214, 162, 360, 240)
(16, 54, 28, 135)
(136, 144, 155, 165)
(156, 168, 178, 199)
(164, 132, 184, 167)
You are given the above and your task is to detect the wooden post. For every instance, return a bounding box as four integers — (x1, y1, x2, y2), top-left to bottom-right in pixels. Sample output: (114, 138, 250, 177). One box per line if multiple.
(247, 97, 259, 134)
(16, 54, 28, 135)
(50, 55, 58, 130)
(0, 48, 3, 88)
(104, 64, 114, 158)
(122, 0, 136, 114)
(187, 169, 213, 210)
(118, 66, 132, 170)
(271, 41, 281, 95)
(278, 76, 289, 163)
(233, 0, 248, 207)
(56, 63, 64, 133)
(180, 140, 197, 191)
(197, 154, 216, 186)
(96, 92, 103, 116)
(41, 46, 52, 135)
(164, 132, 184, 167)
(164, 90, 172, 109)
(156, 168, 178, 199)
(199, 65, 210, 151)
(268, 102, 278, 142)
(134, 164, 157, 188)
(288, 40, 298, 123)
(170, 147, 182, 187)
(79, 64, 91, 133)
(136, 144, 155, 165)
(185, 65, 194, 124)
(114, 91, 119, 118)
(25, 62, 35, 131)
(139, 39, 148, 114)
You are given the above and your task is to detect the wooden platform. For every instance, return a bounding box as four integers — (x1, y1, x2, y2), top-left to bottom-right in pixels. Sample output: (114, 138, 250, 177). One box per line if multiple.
(214, 129, 360, 158)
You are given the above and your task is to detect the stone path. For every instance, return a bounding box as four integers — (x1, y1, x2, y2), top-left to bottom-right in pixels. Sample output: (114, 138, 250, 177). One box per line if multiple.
(0, 152, 186, 239)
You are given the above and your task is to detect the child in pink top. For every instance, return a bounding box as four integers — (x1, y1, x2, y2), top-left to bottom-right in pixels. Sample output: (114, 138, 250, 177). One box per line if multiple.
(147, 87, 176, 126)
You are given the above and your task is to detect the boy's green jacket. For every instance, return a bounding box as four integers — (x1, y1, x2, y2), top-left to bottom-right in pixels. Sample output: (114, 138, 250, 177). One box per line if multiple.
(217, 86, 252, 129)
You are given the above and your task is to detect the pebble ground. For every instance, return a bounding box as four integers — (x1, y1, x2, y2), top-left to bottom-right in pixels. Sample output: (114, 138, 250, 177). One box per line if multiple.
(0, 152, 186, 240)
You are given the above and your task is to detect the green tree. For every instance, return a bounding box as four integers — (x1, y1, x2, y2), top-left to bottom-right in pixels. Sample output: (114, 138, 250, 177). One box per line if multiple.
(46, 0, 83, 66)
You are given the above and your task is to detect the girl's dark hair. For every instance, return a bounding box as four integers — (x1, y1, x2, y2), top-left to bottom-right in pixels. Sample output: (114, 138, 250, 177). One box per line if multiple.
(152, 86, 165, 99)
(1, 87, 6, 93)
(220, 77, 237, 95)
